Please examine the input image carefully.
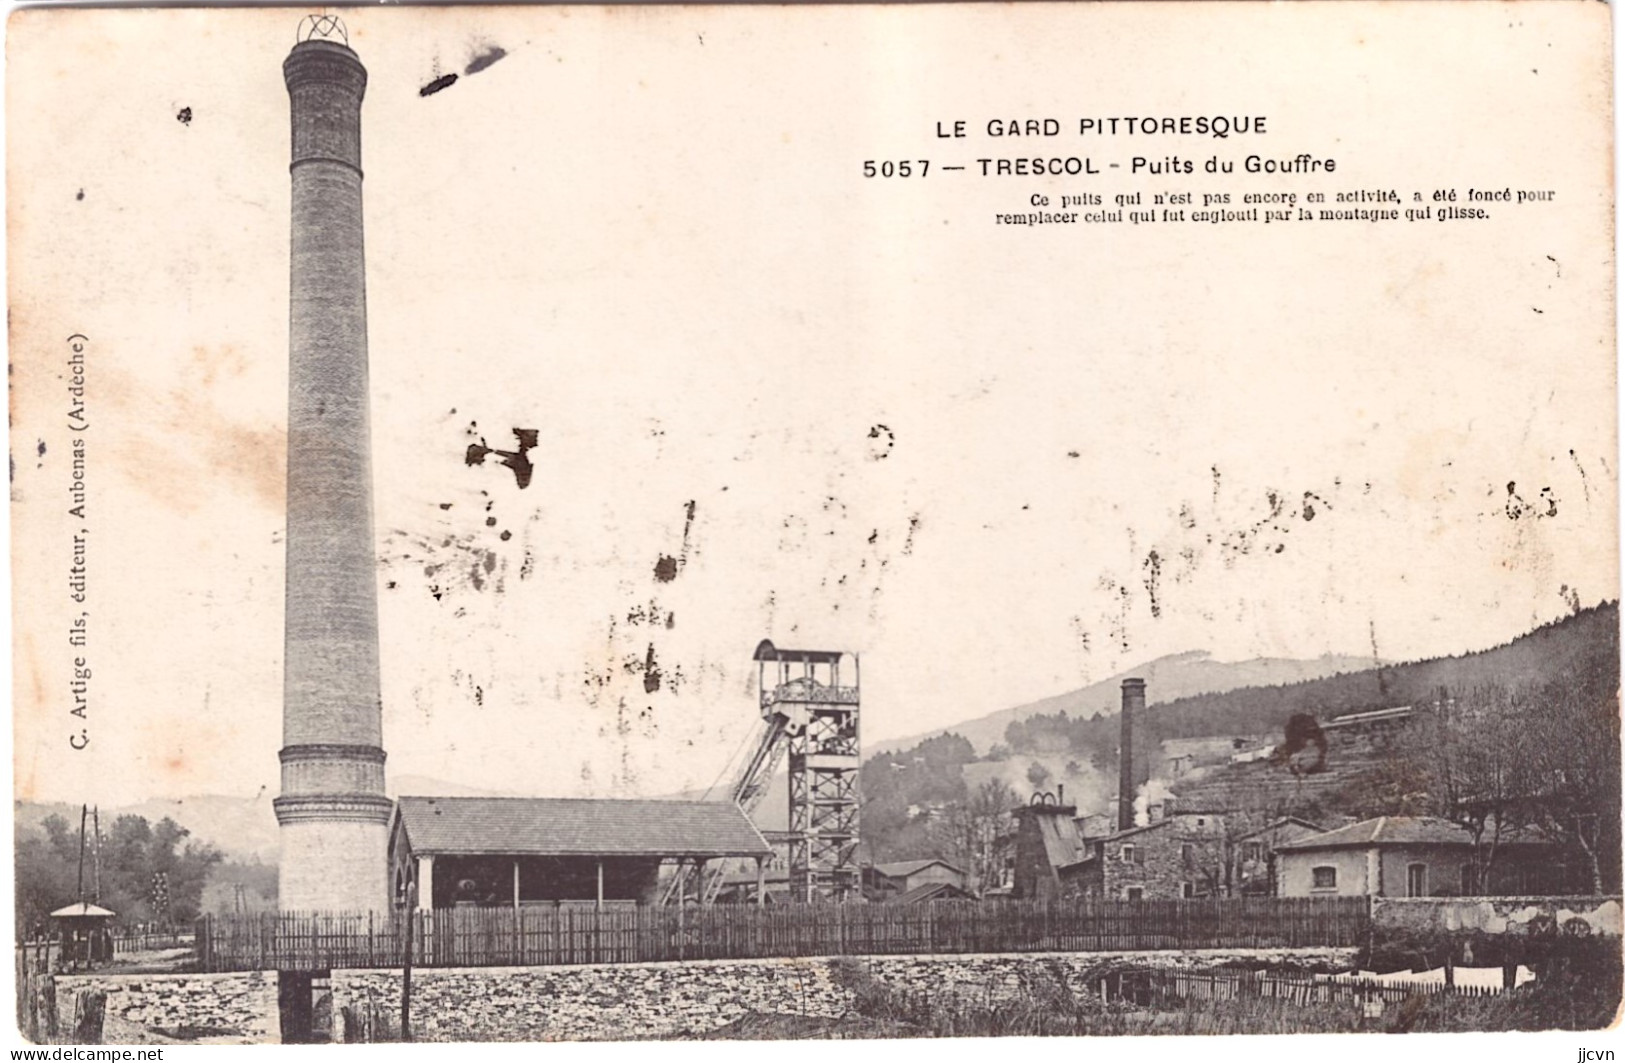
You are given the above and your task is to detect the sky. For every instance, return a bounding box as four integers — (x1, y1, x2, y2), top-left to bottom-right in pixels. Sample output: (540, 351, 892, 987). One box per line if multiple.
(8, 4, 1617, 809)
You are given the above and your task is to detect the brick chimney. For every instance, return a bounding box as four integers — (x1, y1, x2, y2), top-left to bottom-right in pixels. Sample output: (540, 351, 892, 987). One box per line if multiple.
(274, 19, 392, 913)
(1118, 678, 1145, 831)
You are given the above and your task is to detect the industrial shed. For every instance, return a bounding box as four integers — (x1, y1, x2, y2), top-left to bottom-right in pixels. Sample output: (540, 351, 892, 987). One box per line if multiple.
(389, 796, 772, 910)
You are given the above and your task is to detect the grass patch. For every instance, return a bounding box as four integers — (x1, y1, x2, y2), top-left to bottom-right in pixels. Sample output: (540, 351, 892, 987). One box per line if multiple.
(824, 954, 1623, 1038)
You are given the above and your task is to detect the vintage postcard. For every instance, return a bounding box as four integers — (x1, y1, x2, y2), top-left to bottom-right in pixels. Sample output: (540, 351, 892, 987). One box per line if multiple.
(7, 1, 1619, 1051)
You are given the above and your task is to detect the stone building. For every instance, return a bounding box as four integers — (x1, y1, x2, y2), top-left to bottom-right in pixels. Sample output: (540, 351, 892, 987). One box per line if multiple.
(1080, 809, 1231, 900)
(1230, 816, 1326, 896)
(1273, 815, 1570, 897)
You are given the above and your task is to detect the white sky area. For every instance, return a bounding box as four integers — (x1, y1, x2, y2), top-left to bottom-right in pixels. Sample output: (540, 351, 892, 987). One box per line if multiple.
(8, 6, 1617, 811)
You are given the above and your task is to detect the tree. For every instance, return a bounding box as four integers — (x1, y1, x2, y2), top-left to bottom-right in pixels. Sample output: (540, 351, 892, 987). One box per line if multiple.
(1422, 678, 1621, 894)
(1412, 686, 1529, 889)
(1512, 679, 1622, 893)
(930, 778, 1018, 895)
(13, 812, 222, 933)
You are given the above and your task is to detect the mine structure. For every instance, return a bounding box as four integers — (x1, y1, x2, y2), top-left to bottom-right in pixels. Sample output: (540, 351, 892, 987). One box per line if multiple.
(665, 640, 861, 904)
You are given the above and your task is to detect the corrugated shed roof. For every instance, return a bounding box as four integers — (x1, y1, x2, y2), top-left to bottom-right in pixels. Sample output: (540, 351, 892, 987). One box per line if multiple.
(1038, 811, 1090, 869)
(873, 858, 963, 879)
(1275, 815, 1551, 852)
(893, 882, 974, 905)
(396, 796, 771, 857)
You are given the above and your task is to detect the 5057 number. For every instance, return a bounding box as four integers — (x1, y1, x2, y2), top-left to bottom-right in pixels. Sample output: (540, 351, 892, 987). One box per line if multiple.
(863, 160, 930, 178)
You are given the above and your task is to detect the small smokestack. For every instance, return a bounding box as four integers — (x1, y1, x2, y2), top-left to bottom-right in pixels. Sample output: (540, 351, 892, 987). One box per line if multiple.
(1119, 678, 1145, 831)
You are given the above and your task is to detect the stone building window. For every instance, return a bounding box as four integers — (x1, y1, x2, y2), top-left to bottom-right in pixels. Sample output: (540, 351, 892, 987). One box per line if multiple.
(1121, 844, 1140, 864)
(1125, 886, 1143, 900)
(1311, 865, 1337, 890)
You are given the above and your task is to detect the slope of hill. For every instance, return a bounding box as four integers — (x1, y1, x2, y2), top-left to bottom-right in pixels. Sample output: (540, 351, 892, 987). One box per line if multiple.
(15, 795, 281, 861)
(15, 774, 525, 864)
(1138, 601, 1619, 749)
(857, 602, 1619, 860)
(874, 650, 1378, 756)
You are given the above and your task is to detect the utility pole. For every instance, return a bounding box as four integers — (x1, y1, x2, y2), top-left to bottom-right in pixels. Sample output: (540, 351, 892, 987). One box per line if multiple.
(399, 891, 415, 1041)
(76, 804, 88, 903)
(92, 806, 102, 903)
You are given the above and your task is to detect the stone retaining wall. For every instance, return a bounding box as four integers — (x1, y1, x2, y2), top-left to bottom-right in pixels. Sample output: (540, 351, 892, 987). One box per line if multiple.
(1372, 896, 1622, 939)
(52, 971, 277, 1044)
(331, 947, 1358, 1042)
(46, 947, 1360, 1043)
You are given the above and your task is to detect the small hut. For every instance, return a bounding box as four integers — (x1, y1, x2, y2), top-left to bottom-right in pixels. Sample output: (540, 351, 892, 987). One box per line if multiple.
(49, 902, 115, 970)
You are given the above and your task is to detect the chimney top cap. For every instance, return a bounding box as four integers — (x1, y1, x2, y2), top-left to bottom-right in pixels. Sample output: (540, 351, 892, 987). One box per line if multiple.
(297, 14, 349, 46)
(1121, 677, 1146, 689)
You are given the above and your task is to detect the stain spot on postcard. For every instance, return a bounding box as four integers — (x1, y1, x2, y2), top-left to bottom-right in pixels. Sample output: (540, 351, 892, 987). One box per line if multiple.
(382, 527, 509, 599)
(466, 427, 537, 489)
(866, 424, 895, 460)
(1505, 481, 1558, 520)
(465, 44, 508, 76)
(176, 106, 192, 126)
(420, 73, 459, 97)
(1142, 549, 1163, 618)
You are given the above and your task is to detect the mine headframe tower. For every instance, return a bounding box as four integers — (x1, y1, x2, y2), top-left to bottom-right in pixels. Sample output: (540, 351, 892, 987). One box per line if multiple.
(755, 640, 862, 902)
(660, 639, 861, 905)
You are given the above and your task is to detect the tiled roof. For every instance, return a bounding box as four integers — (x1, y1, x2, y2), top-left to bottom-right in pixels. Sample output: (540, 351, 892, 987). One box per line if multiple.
(51, 902, 115, 919)
(395, 796, 771, 858)
(1275, 815, 1551, 852)
(873, 858, 963, 879)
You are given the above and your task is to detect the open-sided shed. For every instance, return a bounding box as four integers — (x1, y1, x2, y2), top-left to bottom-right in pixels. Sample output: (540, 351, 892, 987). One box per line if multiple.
(389, 796, 772, 910)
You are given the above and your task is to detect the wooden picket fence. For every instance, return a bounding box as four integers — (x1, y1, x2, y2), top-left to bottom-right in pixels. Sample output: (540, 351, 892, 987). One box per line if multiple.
(194, 896, 1370, 972)
(1140, 966, 1511, 1006)
(112, 929, 194, 954)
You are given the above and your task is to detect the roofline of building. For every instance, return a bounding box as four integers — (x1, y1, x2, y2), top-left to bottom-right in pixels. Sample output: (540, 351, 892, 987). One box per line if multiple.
(396, 794, 753, 810)
(1276, 836, 1556, 853)
(873, 858, 966, 876)
(1233, 816, 1325, 841)
(1322, 705, 1418, 728)
(407, 846, 774, 858)
(393, 794, 774, 857)
(1275, 815, 1556, 852)
(1085, 819, 1173, 844)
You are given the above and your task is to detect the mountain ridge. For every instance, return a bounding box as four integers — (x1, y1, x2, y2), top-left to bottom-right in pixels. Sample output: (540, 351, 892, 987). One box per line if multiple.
(872, 650, 1379, 756)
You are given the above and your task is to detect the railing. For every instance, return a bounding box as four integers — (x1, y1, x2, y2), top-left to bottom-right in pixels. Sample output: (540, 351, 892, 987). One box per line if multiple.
(1137, 966, 1513, 1005)
(113, 930, 194, 954)
(195, 896, 1370, 972)
(761, 682, 860, 709)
